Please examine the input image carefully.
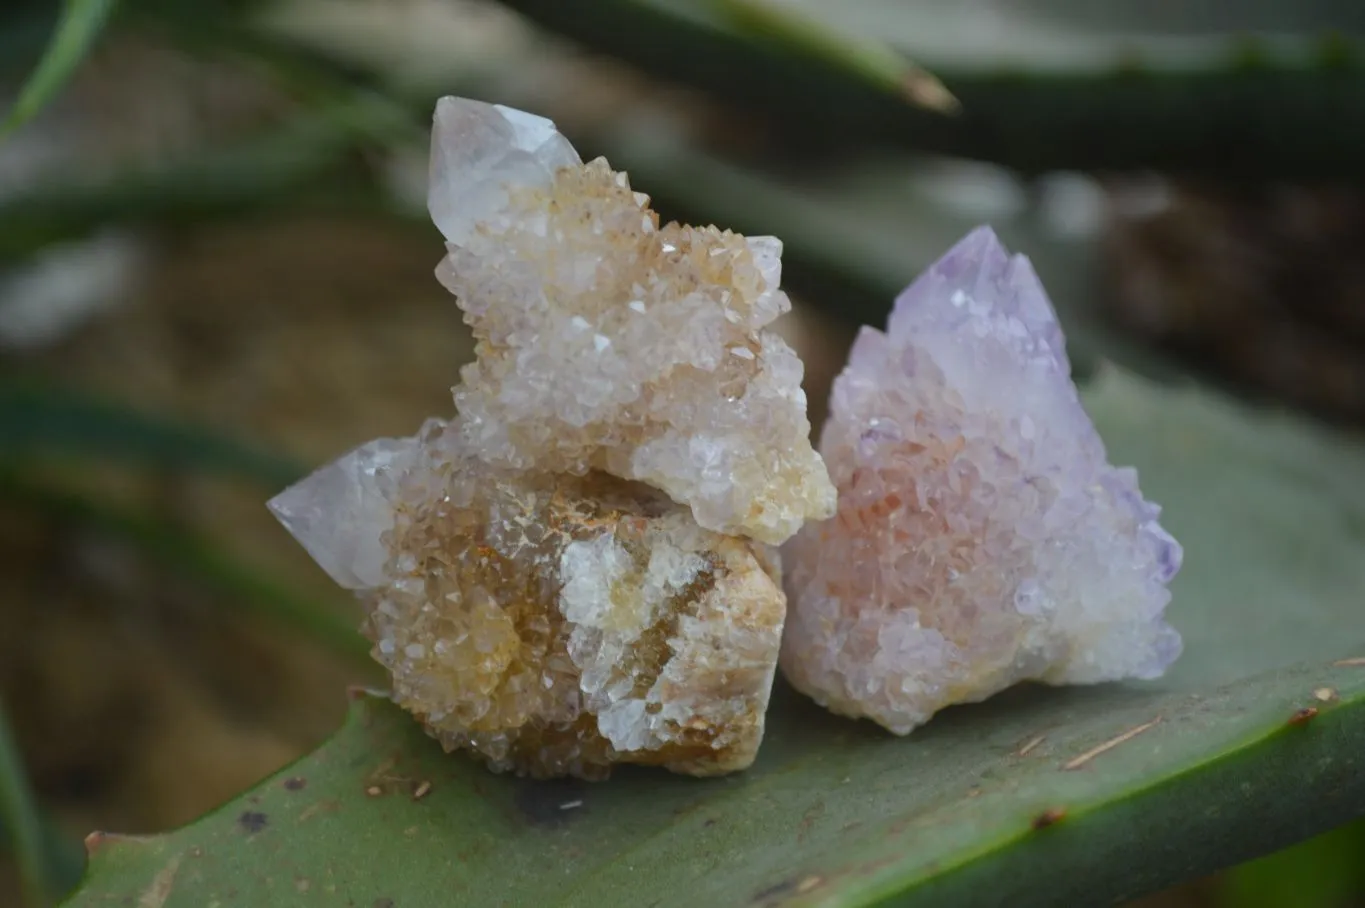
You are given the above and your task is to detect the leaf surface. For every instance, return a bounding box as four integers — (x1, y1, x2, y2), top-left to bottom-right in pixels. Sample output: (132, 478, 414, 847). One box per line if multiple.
(494, 0, 1365, 177)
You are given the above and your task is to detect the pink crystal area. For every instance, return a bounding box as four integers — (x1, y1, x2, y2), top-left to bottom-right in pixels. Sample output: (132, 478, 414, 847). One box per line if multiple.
(781, 226, 1183, 735)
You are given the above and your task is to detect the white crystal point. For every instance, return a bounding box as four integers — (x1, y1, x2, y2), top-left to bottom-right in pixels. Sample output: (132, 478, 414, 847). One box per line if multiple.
(427, 96, 581, 246)
(745, 236, 788, 320)
(781, 225, 1182, 735)
(267, 437, 416, 591)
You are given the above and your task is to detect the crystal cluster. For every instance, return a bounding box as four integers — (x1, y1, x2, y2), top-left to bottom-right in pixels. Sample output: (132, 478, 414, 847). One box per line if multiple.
(781, 227, 1183, 735)
(430, 98, 834, 545)
(269, 98, 832, 778)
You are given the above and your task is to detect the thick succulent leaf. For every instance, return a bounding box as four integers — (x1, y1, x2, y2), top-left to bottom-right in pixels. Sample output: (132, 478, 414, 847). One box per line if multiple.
(0, 0, 117, 137)
(1220, 818, 1365, 908)
(0, 702, 71, 906)
(0, 379, 304, 485)
(0, 93, 412, 262)
(494, 0, 1365, 176)
(63, 369, 1365, 907)
(0, 474, 369, 664)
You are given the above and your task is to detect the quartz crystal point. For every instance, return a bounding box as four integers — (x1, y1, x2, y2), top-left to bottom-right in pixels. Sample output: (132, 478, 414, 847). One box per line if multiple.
(273, 421, 785, 779)
(429, 97, 835, 545)
(781, 227, 1183, 735)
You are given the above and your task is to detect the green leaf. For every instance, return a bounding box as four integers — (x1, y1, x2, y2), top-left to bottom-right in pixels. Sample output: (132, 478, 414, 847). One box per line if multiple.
(61, 369, 1365, 906)
(0, 701, 51, 906)
(493, 0, 1365, 177)
(0, 697, 83, 907)
(1219, 818, 1365, 908)
(0, 379, 304, 487)
(703, 0, 955, 110)
(0, 475, 371, 665)
(1, 0, 117, 137)
(0, 92, 414, 262)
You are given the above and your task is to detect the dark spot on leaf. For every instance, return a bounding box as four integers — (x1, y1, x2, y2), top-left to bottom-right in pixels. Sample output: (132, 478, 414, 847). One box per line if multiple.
(753, 878, 798, 903)
(514, 778, 587, 827)
(752, 875, 822, 904)
(1290, 707, 1319, 726)
(284, 777, 307, 792)
(238, 811, 268, 834)
(1032, 807, 1067, 830)
(703, 818, 716, 828)
(373, 900, 395, 908)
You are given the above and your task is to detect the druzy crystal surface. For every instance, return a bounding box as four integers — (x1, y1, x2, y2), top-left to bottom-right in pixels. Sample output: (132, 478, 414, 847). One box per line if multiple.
(269, 97, 830, 778)
(781, 227, 1183, 735)
(431, 97, 835, 546)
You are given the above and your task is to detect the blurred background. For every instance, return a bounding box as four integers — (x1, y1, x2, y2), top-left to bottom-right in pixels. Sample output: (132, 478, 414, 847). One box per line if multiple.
(1, 1, 1363, 905)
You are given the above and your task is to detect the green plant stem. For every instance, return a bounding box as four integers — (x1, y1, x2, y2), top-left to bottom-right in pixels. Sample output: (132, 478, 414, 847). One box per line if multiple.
(0, 474, 372, 665)
(0, 703, 48, 907)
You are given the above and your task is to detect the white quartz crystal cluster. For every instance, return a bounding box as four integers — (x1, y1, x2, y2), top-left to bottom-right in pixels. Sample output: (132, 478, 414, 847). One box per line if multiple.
(780, 227, 1183, 734)
(269, 98, 834, 779)
(430, 98, 834, 546)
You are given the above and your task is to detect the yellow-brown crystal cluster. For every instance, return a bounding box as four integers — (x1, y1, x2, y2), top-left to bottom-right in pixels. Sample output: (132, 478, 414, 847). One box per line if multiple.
(268, 98, 831, 779)
(366, 428, 784, 778)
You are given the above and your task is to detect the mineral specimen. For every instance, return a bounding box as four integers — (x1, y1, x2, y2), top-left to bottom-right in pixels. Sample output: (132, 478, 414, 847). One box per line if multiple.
(430, 97, 836, 545)
(268, 97, 831, 778)
(781, 227, 1183, 735)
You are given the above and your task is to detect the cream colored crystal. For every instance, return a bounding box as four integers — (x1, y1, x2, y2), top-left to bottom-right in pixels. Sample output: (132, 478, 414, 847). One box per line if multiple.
(430, 99, 835, 545)
(326, 421, 787, 779)
(268, 96, 835, 779)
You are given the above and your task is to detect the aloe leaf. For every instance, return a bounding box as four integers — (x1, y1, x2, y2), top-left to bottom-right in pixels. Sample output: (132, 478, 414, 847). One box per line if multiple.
(703, 0, 955, 110)
(0, 380, 304, 486)
(0, 698, 84, 906)
(0, 475, 370, 664)
(493, 0, 1365, 177)
(0, 92, 414, 262)
(0, 702, 51, 906)
(1, 0, 117, 138)
(60, 368, 1365, 907)
(1218, 818, 1365, 908)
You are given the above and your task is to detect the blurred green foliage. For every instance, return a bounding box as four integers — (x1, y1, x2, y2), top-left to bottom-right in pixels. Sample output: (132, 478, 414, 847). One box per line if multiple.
(1, 0, 116, 136)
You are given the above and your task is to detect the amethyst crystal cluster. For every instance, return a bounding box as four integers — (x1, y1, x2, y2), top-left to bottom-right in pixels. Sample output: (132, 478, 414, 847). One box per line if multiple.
(780, 227, 1182, 734)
